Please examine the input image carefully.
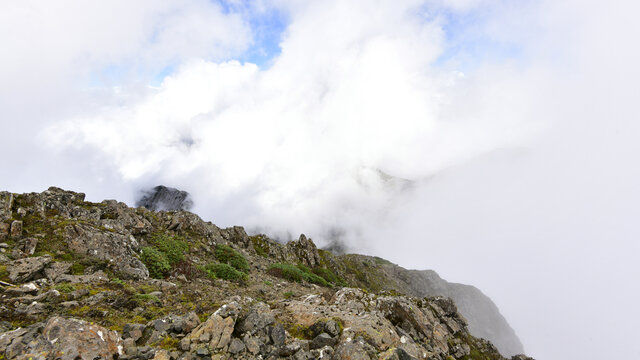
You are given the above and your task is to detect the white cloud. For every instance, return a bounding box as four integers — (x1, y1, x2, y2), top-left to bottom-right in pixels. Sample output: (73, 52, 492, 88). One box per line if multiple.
(2, 1, 640, 359)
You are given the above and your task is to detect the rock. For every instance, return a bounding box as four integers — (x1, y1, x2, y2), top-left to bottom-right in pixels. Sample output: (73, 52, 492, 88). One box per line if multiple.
(45, 261, 72, 281)
(292, 350, 314, 360)
(279, 342, 302, 356)
(56, 270, 109, 284)
(236, 302, 275, 335)
(0, 192, 13, 221)
(186, 312, 235, 350)
(123, 324, 147, 342)
(153, 319, 171, 332)
(17, 237, 37, 255)
(10, 220, 22, 239)
(228, 338, 245, 354)
(153, 349, 171, 360)
(123, 338, 137, 356)
(270, 323, 286, 347)
(4, 282, 39, 296)
(136, 186, 193, 211)
(324, 320, 342, 337)
(286, 234, 321, 267)
(0, 223, 9, 240)
(7, 255, 52, 283)
(311, 333, 336, 349)
(243, 335, 263, 355)
(332, 342, 372, 360)
(60, 300, 80, 308)
(2, 317, 122, 360)
(61, 223, 148, 280)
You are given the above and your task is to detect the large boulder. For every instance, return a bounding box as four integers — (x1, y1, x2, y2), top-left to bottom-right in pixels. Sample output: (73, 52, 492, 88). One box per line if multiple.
(0, 317, 122, 360)
(61, 223, 148, 279)
(7, 255, 52, 283)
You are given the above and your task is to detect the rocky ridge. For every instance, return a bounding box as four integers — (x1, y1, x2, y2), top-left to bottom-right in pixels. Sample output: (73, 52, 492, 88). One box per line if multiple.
(0, 187, 532, 360)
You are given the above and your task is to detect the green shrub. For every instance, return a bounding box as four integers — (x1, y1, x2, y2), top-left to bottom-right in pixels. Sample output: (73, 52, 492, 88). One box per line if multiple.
(141, 247, 171, 279)
(312, 267, 348, 287)
(202, 263, 247, 283)
(267, 263, 329, 287)
(214, 244, 249, 273)
(149, 234, 188, 265)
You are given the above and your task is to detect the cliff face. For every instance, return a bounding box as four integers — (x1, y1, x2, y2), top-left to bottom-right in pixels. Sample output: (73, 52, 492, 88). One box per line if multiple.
(0, 187, 531, 360)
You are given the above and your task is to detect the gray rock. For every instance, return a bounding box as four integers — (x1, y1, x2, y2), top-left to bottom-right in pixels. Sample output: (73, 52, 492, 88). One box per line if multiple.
(7, 255, 52, 282)
(270, 323, 286, 347)
(2, 316, 122, 360)
(243, 335, 263, 355)
(236, 302, 275, 335)
(56, 271, 109, 284)
(10, 220, 22, 239)
(153, 319, 171, 332)
(45, 261, 72, 281)
(17, 237, 37, 255)
(228, 338, 245, 354)
(123, 323, 147, 342)
(311, 333, 336, 349)
(332, 343, 372, 360)
(0, 223, 9, 241)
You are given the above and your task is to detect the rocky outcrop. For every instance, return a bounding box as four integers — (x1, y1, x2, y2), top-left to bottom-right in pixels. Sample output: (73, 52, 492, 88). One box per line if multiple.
(0, 187, 530, 360)
(136, 185, 193, 211)
(0, 317, 122, 360)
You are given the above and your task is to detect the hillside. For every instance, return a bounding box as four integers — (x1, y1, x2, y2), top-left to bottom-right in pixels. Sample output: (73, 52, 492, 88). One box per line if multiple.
(0, 187, 532, 360)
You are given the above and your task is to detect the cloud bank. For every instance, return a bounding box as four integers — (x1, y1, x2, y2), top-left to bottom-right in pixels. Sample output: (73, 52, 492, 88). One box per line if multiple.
(2, 1, 639, 359)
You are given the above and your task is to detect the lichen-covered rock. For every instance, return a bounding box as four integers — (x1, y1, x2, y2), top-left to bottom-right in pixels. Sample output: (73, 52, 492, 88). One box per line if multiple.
(61, 223, 148, 279)
(0, 317, 122, 360)
(7, 255, 52, 283)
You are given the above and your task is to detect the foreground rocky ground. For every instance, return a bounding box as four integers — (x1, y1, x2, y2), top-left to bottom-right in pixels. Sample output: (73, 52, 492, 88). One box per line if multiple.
(0, 187, 533, 360)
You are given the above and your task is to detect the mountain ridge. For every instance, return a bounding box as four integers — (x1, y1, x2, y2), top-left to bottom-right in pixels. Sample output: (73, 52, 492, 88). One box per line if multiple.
(0, 187, 530, 360)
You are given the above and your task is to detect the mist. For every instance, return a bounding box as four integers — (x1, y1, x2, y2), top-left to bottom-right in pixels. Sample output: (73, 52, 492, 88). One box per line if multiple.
(2, 1, 639, 359)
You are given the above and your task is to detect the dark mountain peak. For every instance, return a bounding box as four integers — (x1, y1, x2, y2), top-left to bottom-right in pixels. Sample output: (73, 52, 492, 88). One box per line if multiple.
(136, 185, 193, 211)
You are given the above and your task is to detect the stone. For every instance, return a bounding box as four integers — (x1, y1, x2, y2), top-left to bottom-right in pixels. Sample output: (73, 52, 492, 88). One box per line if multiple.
(332, 343, 372, 360)
(324, 319, 341, 337)
(243, 335, 263, 355)
(9, 220, 22, 239)
(311, 333, 336, 349)
(153, 319, 171, 332)
(17, 237, 38, 255)
(153, 349, 171, 360)
(0, 192, 13, 221)
(2, 317, 123, 360)
(7, 255, 52, 283)
(270, 323, 286, 347)
(4, 282, 39, 296)
(186, 313, 235, 350)
(123, 338, 137, 356)
(45, 261, 72, 281)
(236, 302, 275, 335)
(56, 271, 109, 284)
(123, 323, 147, 342)
(61, 222, 148, 279)
(228, 338, 245, 354)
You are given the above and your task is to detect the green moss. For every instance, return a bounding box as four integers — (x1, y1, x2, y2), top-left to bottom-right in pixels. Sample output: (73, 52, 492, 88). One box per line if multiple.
(135, 293, 161, 304)
(284, 291, 294, 299)
(156, 336, 180, 350)
(0, 265, 8, 282)
(287, 323, 312, 340)
(70, 262, 85, 275)
(214, 244, 249, 273)
(202, 263, 248, 283)
(55, 283, 75, 293)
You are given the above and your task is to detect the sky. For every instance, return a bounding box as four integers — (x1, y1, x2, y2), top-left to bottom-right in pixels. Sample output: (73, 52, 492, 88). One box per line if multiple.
(1, 1, 639, 359)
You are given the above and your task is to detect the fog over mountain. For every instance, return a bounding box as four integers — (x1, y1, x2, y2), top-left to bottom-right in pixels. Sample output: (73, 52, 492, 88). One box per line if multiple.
(1, 1, 639, 359)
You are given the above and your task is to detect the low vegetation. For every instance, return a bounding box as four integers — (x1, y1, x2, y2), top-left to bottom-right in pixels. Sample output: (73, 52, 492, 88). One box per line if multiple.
(267, 263, 329, 287)
(141, 233, 188, 278)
